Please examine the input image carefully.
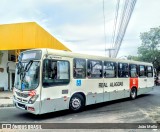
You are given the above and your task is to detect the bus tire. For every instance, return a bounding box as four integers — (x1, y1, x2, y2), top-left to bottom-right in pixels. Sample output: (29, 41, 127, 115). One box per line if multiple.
(69, 94, 85, 112)
(130, 88, 137, 99)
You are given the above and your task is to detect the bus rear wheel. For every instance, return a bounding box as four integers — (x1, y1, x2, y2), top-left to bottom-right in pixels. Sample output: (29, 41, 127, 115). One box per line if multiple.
(130, 88, 137, 99)
(69, 94, 85, 112)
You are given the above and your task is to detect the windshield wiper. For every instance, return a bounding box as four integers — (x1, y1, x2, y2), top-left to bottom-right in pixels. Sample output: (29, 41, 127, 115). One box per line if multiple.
(16, 63, 25, 82)
(17, 60, 33, 81)
(25, 60, 33, 72)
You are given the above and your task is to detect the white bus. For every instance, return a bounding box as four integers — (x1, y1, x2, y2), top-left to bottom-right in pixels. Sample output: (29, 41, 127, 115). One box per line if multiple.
(13, 48, 154, 115)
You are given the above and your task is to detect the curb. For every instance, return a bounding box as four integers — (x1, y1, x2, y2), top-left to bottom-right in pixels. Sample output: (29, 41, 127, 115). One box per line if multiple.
(0, 104, 14, 107)
(0, 98, 13, 107)
(0, 97, 11, 99)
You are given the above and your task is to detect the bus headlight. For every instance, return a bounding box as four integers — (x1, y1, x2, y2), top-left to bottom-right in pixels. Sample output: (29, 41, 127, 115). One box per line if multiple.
(28, 95, 39, 104)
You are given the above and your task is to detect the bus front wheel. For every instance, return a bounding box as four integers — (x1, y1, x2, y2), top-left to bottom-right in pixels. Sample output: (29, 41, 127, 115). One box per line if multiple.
(69, 94, 85, 112)
(130, 88, 137, 99)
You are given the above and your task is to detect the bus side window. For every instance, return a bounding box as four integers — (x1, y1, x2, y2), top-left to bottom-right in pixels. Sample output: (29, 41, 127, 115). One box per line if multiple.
(42, 59, 70, 87)
(147, 66, 153, 77)
(129, 64, 138, 78)
(139, 65, 146, 77)
(51, 61, 57, 79)
(103, 61, 116, 78)
(73, 58, 86, 78)
(87, 60, 102, 78)
(118, 63, 129, 78)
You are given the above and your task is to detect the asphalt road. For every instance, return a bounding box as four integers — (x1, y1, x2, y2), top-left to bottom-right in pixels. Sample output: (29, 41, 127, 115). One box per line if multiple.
(0, 86, 160, 124)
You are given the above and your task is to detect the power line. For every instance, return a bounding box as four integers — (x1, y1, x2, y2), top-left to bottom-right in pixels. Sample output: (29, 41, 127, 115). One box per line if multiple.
(113, 0, 137, 58)
(113, 0, 130, 52)
(116, 0, 137, 57)
(114, 0, 129, 47)
(111, 0, 120, 48)
(103, 0, 137, 58)
(102, 0, 107, 56)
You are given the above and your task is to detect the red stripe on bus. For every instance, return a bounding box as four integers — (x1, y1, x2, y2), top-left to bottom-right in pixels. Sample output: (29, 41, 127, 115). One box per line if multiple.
(130, 78, 138, 89)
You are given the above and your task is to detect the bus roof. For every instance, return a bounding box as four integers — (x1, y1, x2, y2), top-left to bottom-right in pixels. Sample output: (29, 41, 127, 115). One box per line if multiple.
(22, 48, 153, 66)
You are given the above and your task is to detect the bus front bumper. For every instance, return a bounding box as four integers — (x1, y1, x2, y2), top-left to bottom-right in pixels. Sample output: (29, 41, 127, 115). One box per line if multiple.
(13, 97, 40, 115)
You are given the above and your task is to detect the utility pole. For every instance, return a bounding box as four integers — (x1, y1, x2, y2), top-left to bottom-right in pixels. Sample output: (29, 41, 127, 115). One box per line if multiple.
(105, 48, 115, 58)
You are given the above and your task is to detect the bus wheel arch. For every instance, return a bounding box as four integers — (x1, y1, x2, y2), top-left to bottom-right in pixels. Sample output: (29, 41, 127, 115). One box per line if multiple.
(130, 87, 137, 99)
(69, 92, 86, 112)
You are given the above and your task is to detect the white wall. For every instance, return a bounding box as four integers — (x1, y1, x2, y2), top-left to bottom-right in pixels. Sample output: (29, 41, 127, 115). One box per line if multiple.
(0, 50, 16, 91)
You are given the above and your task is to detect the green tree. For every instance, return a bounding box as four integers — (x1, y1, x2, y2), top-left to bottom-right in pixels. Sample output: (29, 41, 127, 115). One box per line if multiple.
(137, 27, 160, 72)
(127, 55, 140, 61)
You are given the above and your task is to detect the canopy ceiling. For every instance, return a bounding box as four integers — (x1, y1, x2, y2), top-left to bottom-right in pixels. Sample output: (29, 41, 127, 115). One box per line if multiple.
(0, 22, 70, 51)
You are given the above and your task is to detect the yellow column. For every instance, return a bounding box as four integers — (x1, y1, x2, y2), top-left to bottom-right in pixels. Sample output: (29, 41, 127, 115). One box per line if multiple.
(15, 50, 20, 62)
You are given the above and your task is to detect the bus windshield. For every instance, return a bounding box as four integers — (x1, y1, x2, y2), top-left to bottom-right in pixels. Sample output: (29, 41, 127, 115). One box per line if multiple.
(15, 61, 40, 91)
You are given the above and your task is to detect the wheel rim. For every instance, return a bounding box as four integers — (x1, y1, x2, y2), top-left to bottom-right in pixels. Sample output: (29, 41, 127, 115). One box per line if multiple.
(71, 97, 81, 110)
(131, 89, 136, 98)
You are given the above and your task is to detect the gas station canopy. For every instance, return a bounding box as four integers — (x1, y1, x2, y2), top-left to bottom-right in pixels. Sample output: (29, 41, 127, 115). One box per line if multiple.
(0, 22, 70, 51)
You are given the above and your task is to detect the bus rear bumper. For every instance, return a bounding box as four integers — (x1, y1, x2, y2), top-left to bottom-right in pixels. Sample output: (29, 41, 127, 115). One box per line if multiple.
(13, 98, 40, 115)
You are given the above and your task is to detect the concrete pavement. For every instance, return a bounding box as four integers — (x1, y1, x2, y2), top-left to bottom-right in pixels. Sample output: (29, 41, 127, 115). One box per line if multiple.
(0, 91, 13, 107)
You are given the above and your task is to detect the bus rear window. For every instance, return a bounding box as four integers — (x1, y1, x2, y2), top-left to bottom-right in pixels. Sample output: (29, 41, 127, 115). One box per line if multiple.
(42, 59, 70, 87)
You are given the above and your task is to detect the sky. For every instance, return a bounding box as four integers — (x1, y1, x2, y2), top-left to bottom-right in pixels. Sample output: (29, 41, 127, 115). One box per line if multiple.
(0, 0, 160, 58)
